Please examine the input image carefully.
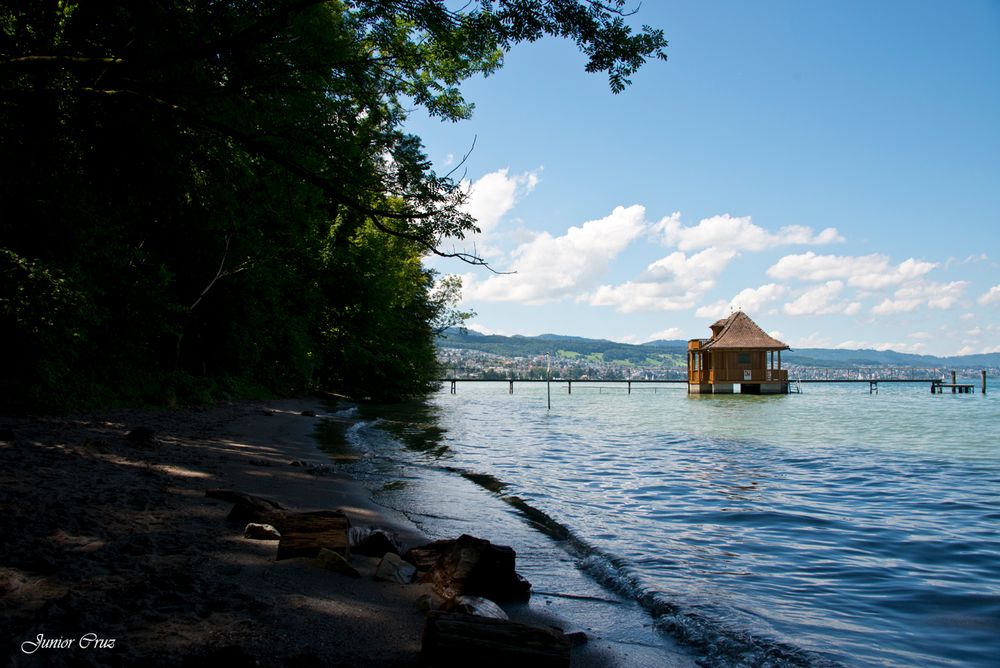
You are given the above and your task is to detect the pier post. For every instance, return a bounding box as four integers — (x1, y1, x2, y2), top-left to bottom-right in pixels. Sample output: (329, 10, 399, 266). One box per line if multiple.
(509, 379, 514, 394)
(983, 370, 987, 395)
(628, 380, 631, 395)
(450, 380, 456, 394)
(951, 371, 957, 394)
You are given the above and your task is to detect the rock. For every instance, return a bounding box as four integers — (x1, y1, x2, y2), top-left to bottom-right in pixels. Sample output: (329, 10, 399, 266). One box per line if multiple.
(244, 523, 281, 540)
(205, 489, 286, 528)
(374, 552, 417, 584)
(421, 610, 570, 667)
(315, 547, 360, 578)
(405, 539, 454, 570)
(248, 458, 272, 467)
(300, 409, 317, 417)
(441, 595, 508, 620)
(407, 534, 531, 601)
(350, 526, 403, 557)
(125, 426, 156, 447)
(276, 510, 350, 560)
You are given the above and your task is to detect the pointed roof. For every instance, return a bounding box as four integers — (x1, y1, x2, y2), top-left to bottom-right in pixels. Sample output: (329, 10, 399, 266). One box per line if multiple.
(702, 311, 789, 350)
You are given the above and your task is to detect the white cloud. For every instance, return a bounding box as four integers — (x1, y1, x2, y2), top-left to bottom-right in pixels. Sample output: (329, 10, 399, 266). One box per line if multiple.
(587, 247, 737, 313)
(873, 342, 927, 353)
(461, 322, 507, 336)
(790, 332, 835, 348)
(783, 281, 862, 316)
(870, 297, 922, 315)
(646, 327, 685, 341)
(767, 252, 937, 289)
(460, 167, 540, 234)
(872, 280, 969, 314)
(587, 281, 703, 313)
(978, 285, 1000, 305)
(463, 205, 647, 304)
(656, 213, 842, 252)
(828, 339, 926, 353)
(695, 283, 787, 319)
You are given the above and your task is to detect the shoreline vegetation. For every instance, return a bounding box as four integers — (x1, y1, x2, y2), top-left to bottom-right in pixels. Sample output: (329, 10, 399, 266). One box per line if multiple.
(2, 1, 668, 413)
(0, 397, 692, 667)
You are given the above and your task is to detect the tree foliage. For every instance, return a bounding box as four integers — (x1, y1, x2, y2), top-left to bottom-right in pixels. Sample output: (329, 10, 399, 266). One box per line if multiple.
(0, 1, 666, 409)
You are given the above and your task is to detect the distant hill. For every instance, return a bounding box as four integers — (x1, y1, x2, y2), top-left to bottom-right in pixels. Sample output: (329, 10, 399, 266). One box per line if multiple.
(437, 328, 1000, 369)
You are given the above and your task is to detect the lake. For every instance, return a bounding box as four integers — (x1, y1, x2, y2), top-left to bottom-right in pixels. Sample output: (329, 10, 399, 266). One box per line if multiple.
(335, 380, 1000, 667)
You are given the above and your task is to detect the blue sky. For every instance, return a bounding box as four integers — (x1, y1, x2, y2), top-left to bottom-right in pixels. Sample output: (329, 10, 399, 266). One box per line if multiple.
(412, 1, 1000, 356)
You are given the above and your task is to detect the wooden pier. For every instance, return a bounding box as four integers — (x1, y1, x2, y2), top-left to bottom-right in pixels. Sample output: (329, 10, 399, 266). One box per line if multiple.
(931, 381, 975, 394)
(442, 379, 686, 394)
(442, 372, 988, 396)
(928, 370, 986, 394)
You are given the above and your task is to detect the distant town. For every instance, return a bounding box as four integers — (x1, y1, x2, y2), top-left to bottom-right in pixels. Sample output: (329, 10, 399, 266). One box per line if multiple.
(436, 329, 999, 382)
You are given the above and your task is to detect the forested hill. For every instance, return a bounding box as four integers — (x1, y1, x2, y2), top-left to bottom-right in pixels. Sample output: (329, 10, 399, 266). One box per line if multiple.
(437, 329, 1000, 369)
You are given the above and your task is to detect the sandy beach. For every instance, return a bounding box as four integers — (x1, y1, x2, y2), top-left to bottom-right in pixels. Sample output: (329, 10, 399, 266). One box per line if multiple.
(1, 397, 691, 667)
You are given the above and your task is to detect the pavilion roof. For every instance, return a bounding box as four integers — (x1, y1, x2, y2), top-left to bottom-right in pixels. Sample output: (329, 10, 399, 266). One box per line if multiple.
(701, 311, 789, 350)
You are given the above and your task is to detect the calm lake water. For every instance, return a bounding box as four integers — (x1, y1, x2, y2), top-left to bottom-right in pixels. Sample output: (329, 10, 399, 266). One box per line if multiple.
(335, 380, 1000, 667)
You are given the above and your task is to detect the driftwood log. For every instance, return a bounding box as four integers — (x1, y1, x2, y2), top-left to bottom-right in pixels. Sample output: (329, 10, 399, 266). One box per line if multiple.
(275, 510, 350, 560)
(421, 610, 571, 667)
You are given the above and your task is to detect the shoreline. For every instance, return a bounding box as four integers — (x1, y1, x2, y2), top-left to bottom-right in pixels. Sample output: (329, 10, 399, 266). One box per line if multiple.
(1, 397, 691, 666)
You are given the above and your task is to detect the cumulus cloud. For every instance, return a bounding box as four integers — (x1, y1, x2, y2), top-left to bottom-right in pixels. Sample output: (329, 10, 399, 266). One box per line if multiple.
(978, 285, 1000, 305)
(767, 252, 937, 289)
(655, 213, 842, 252)
(646, 327, 685, 341)
(783, 281, 862, 316)
(587, 247, 737, 313)
(461, 322, 507, 336)
(463, 205, 648, 304)
(790, 332, 835, 348)
(695, 283, 787, 319)
(871, 280, 969, 314)
(460, 167, 540, 234)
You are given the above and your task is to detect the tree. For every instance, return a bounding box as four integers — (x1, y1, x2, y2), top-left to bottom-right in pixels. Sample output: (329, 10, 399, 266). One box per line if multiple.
(0, 1, 667, 407)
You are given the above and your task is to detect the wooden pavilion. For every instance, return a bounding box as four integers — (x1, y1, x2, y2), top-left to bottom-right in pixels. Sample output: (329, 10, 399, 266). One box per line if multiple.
(687, 311, 790, 394)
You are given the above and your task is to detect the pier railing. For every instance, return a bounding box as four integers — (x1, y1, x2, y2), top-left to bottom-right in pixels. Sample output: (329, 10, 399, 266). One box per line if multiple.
(688, 369, 789, 384)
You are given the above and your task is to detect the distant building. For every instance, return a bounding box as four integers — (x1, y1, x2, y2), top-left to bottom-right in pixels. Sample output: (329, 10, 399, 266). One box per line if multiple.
(687, 311, 790, 394)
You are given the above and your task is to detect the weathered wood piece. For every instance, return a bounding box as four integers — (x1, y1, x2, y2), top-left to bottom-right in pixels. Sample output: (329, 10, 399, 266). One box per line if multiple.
(275, 510, 350, 560)
(441, 595, 508, 620)
(405, 534, 531, 601)
(421, 610, 570, 667)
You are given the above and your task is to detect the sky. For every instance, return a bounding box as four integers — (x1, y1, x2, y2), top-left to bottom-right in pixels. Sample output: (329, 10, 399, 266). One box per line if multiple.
(410, 1, 1000, 357)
